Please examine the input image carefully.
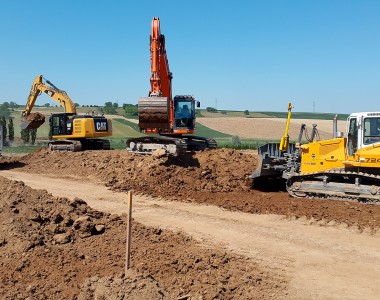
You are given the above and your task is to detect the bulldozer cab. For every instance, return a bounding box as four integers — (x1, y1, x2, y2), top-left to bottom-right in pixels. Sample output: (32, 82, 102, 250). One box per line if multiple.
(174, 97, 196, 130)
(347, 113, 380, 156)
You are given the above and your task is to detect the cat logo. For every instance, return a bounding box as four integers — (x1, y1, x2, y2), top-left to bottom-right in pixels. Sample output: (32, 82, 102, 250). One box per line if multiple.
(96, 121, 107, 131)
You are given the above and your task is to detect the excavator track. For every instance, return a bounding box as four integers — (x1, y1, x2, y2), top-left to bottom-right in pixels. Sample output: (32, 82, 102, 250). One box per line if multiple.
(286, 170, 380, 205)
(48, 140, 82, 152)
(48, 139, 110, 152)
(181, 136, 217, 151)
(126, 135, 217, 155)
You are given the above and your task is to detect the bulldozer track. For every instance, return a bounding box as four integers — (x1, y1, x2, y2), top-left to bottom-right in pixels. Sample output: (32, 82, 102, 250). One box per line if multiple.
(286, 170, 380, 205)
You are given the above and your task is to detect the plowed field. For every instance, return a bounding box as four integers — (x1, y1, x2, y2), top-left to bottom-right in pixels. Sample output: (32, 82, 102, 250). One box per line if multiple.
(197, 117, 346, 140)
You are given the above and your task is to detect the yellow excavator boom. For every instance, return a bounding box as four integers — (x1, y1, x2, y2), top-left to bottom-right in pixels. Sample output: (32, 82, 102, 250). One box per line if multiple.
(22, 75, 76, 116)
(21, 75, 77, 130)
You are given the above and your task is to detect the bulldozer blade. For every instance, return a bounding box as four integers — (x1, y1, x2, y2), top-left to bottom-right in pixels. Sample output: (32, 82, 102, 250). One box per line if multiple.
(250, 142, 297, 179)
(21, 112, 46, 130)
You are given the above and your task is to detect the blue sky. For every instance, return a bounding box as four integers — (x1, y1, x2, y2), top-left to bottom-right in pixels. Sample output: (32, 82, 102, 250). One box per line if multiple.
(0, 0, 379, 114)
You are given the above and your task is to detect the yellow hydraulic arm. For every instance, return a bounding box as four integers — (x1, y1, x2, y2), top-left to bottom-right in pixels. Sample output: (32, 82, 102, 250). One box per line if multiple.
(22, 75, 77, 117)
(279, 102, 293, 151)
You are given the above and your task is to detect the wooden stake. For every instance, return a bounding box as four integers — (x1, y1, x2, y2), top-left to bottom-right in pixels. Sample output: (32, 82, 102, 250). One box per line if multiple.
(125, 190, 132, 272)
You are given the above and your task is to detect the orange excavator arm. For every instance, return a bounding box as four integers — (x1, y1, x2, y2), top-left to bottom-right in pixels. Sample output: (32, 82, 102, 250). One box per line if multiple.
(149, 17, 172, 100)
(138, 17, 174, 134)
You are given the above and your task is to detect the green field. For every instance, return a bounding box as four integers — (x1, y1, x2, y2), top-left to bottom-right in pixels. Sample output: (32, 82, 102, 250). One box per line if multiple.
(10, 111, 50, 141)
(16, 105, 348, 121)
(194, 123, 231, 139)
(5, 112, 235, 151)
(108, 118, 143, 149)
(4, 107, 347, 153)
(215, 138, 280, 149)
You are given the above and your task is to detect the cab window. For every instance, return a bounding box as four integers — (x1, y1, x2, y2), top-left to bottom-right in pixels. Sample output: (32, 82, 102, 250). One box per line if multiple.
(347, 118, 357, 156)
(174, 101, 193, 119)
(363, 117, 380, 145)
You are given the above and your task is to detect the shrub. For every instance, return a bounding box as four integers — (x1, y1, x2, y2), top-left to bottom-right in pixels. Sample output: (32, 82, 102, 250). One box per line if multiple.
(206, 107, 218, 113)
(231, 135, 241, 146)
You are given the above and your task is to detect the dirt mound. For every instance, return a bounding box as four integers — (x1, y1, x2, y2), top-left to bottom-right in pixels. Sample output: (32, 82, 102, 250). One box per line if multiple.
(11, 148, 380, 231)
(19, 147, 254, 194)
(0, 176, 286, 299)
(0, 155, 23, 167)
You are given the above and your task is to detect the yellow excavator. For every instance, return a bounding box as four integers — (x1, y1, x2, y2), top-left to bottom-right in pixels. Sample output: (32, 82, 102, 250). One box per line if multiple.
(252, 103, 380, 204)
(21, 75, 112, 151)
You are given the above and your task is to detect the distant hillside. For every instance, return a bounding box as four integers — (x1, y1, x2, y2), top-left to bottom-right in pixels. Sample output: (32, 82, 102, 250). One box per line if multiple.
(259, 111, 349, 120)
(198, 109, 349, 120)
(16, 105, 349, 121)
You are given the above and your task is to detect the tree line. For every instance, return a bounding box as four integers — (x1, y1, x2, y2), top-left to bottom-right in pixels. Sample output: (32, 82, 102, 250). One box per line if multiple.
(102, 102, 138, 117)
(0, 103, 37, 146)
(0, 104, 14, 146)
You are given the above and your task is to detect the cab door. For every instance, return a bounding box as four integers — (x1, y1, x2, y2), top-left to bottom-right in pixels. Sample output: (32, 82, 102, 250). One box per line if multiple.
(346, 117, 358, 156)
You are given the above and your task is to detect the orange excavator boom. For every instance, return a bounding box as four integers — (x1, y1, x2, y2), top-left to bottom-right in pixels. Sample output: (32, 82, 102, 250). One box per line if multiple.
(150, 17, 172, 98)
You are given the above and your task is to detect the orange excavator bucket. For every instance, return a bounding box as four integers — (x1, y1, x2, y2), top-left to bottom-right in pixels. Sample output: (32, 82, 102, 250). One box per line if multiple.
(20, 112, 46, 130)
(138, 96, 171, 132)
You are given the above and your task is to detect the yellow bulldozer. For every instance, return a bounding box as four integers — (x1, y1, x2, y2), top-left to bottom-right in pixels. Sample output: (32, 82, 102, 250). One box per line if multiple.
(252, 103, 380, 204)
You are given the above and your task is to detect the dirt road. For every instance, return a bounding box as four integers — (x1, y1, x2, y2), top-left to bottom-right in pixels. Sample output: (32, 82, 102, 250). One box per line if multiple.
(2, 170, 379, 300)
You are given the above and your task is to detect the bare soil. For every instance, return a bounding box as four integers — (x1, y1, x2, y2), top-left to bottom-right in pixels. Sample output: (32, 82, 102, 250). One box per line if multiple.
(197, 117, 346, 140)
(0, 175, 284, 299)
(0, 148, 380, 299)
(122, 116, 345, 140)
(13, 148, 380, 230)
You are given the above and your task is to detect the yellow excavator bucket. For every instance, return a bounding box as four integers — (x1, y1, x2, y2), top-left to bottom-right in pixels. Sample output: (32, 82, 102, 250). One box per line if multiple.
(20, 112, 46, 130)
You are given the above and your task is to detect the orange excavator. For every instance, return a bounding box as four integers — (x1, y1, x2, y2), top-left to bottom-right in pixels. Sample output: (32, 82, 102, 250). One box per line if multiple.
(126, 17, 217, 154)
